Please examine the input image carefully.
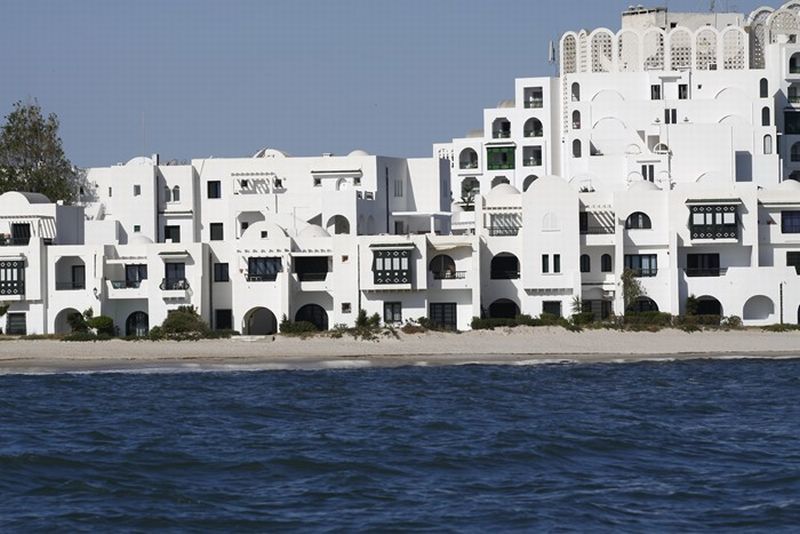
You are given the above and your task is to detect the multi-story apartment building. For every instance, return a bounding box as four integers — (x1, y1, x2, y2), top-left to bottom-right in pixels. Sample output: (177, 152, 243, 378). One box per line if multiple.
(4, 1, 800, 335)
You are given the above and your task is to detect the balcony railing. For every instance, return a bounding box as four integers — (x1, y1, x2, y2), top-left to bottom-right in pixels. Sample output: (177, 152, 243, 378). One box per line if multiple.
(630, 268, 658, 277)
(492, 131, 511, 139)
(55, 281, 86, 291)
(110, 280, 143, 289)
(524, 99, 544, 109)
(459, 162, 478, 170)
(0, 280, 24, 296)
(523, 158, 542, 167)
(790, 95, 800, 104)
(0, 236, 30, 246)
(432, 271, 466, 280)
(580, 225, 615, 235)
(488, 227, 520, 237)
(490, 270, 520, 280)
(296, 272, 328, 282)
(524, 130, 543, 138)
(246, 272, 279, 282)
(685, 268, 727, 277)
(160, 278, 190, 290)
(690, 224, 738, 240)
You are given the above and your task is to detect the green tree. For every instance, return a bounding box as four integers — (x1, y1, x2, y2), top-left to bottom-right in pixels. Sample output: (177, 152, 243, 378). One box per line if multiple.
(0, 100, 79, 203)
(621, 268, 646, 312)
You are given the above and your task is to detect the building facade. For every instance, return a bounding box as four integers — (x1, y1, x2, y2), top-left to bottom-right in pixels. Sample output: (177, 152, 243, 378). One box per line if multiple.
(4, 2, 800, 335)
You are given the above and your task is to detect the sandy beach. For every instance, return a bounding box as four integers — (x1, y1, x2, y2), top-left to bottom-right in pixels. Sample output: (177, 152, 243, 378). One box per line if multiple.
(0, 327, 798, 373)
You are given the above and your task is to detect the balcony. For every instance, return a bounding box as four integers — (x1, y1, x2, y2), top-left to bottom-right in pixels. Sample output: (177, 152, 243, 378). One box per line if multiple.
(0, 237, 30, 246)
(490, 270, 520, 280)
(685, 268, 727, 277)
(0, 279, 24, 298)
(432, 271, 466, 280)
(580, 225, 615, 235)
(524, 99, 543, 109)
(246, 272, 279, 282)
(55, 281, 86, 291)
(523, 158, 542, 167)
(630, 268, 658, 277)
(492, 131, 511, 139)
(160, 278, 190, 290)
(106, 279, 148, 299)
(523, 129, 543, 138)
(297, 272, 328, 282)
(488, 226, 520, 237)
(690, 224, 738, 241)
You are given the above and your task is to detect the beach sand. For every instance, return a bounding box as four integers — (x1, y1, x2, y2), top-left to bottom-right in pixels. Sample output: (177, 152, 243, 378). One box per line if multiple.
(0, 327, 798, 373)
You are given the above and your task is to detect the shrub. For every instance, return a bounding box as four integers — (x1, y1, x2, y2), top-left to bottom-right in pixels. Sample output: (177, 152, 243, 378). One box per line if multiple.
(623, 312, 673, 327)
(721, 315, 743, 330)
(62, 331, 100, 342)
(401, 320, 427, 334)
(204, 329, 239, 339)
(87, 315, 115, 336)
(67, 311, 88, 333)
(161, 306, 208, 335)
(571, 311, 595, 326)
(674, 314, 721, 329)
(280, 320, 318, 335)
(538, 312, 562, 326)
(148, 326, 165, 341)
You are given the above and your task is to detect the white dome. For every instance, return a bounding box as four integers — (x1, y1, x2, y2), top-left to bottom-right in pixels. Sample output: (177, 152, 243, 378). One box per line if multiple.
(241, 220, 288, 241)
(347, 149, 370, 157)
(129, 234, 153, 245)
(253, 147, 289, 159)
(628, 180, 661, 192)
(297, 224, 331, 238)
(486, 183, 521, 205)
(778, 179, 800, 190)
(0, 191, 51, 204)
(125, 156, 154, 166)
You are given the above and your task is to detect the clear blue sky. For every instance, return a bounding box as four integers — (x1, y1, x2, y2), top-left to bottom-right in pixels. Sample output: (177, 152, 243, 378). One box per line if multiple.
(0, 0, 769, 167)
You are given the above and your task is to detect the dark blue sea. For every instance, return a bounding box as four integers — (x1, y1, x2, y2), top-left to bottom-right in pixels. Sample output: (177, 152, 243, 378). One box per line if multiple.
(1, 359, 800, 532)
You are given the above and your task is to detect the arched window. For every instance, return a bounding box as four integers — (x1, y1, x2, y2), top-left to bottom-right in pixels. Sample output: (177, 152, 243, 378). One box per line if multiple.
(625, 212, 652, 229)
(572, 110, 581, 130)
(580, 254, 591, 273)
(791, 53, 800, 74)
(490, 253, 520, 280)
(491, 176, 510, 188)
(164, 186, 172, 203)
(601, 254, 612, 273)
(492, 118, 511, 139)
(459, 148, 478, 169)
(523, 118, 543, 137)
(762, 107, 771, 127)
(522, 175, 538, 192)
(764, 134, 773, 155)
(461, 177, 480, 198)
(572, 139, 582, 158)
(760, 78, 769, 98)
(792, 142, 800, 162)
(172, 185, 181, 202)
(429, 254, 456, 278)
(571, 82, 581, 102)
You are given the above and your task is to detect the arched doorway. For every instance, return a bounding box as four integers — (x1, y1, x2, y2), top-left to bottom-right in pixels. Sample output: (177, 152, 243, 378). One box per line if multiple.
(743, 295, 774, 322)
(244, 307, 278, 335)
(326, 215, 350, 235)
(627, 297, 659, 313)
(429, 254, 456, 278)
(126, 311, 149, 337)
(54, 308, 81, 334)
(696, 296, 722, 316)
(295, 304, 328, 331)
(489, 299, 519, 319)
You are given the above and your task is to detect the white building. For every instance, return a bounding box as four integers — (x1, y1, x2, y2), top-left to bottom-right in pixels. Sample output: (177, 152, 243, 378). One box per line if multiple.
(4, 1, 800, 335)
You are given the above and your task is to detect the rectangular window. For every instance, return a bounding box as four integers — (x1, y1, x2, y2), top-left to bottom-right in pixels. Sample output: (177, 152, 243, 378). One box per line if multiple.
(5, 312, 26, 335)
(207, 180, 221, 199)
(313, 177, 321, 187)
(686, 253, 721, 277)
(0, 260, 25, 296)
(624, 254, 658, 277)
(394, 221, 405, 235)
(542, 301, 562, 318)
(108, 187, 112, 197)
(690, 205, 739, 239)
(486, 147, 516, 170)
(163, 225, 181, 243)
(788, 252, 800, 274)
(651, 85, 662, 100)
(125, 264, 147, 287)
(782, 211, 800, 234)
(214, 262, 229, 282)
(678, 84, 689, 100)
(214, 309, 233, 330)
(384, 302, 402, 324)
(641, 164, 655, 182)
(71, 265, 86, 290)
(664, 108, 678, 124)
(133, 185, 141, 196)
(394, 179, 403, 197)
(247, 257, 282, 281)
(294, 256, 329, 281)
(210, 222, 224, 241)
(579, 212, 588, 233)
(133, 225, 141, 233)
(163, 262, 186, 289)
(542, 254, 549, 274)
(786, 111, 800, 134)
(553, 254, 561, 273)
(341, 303, 352, 314)
(429, 303, 457, 331)
(373, 249, 412, 285)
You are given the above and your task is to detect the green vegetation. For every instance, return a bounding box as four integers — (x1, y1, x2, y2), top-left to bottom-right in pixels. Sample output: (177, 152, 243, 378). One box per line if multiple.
(148, 306, 209, 340)
(0, 101, 82, 202)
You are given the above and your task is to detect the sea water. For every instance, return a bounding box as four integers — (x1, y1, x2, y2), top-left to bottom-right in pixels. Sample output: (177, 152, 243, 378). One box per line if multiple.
(1, 359, 799, 531)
